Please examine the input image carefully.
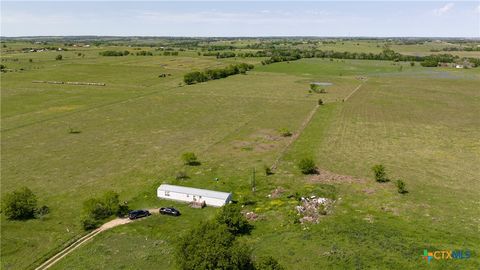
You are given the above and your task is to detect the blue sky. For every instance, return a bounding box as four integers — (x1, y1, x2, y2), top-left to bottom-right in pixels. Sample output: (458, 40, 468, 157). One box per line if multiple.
(1, 1, 479, 37)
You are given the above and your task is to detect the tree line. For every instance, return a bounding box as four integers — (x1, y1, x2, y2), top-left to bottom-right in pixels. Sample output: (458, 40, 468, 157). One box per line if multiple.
(433, 47, 480, 52)
(99, 50, 130, 56)
(202, 51, 236, 58)
(253, 48, 479, 68)
(98, 50, 179, 57)
(183, 63, 254, 85)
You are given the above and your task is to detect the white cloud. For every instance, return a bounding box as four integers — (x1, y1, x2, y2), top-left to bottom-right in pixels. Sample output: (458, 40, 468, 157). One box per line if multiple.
(476, 4, 480, 14)
(433, 3, 454, 16)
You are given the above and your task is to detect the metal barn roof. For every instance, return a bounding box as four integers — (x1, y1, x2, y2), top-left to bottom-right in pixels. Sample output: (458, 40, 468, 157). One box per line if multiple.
(158, 184, 231, 200)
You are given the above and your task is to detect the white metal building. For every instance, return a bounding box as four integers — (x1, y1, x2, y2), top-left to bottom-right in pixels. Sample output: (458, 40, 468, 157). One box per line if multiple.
(157, 184, 232, 207)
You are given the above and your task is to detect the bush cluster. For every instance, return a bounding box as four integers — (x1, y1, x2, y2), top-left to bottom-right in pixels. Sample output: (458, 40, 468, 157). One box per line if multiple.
(203, 51, 236, 58)
(136, 50, 153, 56)
(310, 84, 326, 94)
(163, 51, 179, 56)
(279, 128, 292, 137)
(183, 63, 254, 85)
(99, 50, 129, 56)
(371, 165, 408, 194)
(81, 191, 129, 230)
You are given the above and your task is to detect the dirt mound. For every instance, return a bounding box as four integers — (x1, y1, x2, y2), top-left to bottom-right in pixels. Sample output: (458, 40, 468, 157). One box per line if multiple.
(308, 169, 366, 184)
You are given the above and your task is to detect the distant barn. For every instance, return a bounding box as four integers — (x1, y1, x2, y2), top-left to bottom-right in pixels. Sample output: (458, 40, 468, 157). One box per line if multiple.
(157, 184, 232, 207)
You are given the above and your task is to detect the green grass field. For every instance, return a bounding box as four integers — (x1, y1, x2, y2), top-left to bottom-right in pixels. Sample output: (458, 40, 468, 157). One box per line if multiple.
(1, 43, 479, 270)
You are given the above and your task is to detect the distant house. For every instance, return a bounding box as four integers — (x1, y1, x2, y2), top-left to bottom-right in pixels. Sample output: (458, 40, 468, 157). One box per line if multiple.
(157, 184, 232, 207)
(455, 64, 464, 69)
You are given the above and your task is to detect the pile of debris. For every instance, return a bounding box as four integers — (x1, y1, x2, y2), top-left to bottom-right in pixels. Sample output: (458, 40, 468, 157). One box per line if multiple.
(243, 211, 259, 221)
(267, 187, 285, 199)
(188, 201, 206, 209)
(295, 196, 334, 224)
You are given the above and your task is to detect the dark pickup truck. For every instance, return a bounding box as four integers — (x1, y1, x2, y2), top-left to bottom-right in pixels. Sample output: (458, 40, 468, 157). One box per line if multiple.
(159, 207, 181, 216)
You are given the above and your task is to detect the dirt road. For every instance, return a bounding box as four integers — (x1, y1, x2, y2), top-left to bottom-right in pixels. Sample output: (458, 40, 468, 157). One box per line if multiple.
(35, 209, 159, 270)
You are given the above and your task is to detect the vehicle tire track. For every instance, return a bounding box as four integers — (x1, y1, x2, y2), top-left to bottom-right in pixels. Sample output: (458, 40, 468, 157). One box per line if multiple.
(33, 211, 158, 270)
(270, 103, 319, 170)
(1, 86, 179, 133)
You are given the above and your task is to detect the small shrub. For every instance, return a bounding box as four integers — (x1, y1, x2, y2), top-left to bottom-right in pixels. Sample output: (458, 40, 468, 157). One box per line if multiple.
(182, 152, 200, 166)
(68, 127, 81, 134)
(175, 171, 189, 180)
(29, 58, 33, 63)
(35, 205, 50, 218)
(310, 84, 326, 94)
(372, 164, 389, 182)
(82, 217, 100, 230)
(255, 256, 285, 270)
(264, 165, 273, 176)
(239, 195, 256, 206)
(396, 180, 408, 194)
(55, 55, 62, 60)
(318, 99, 324, 105)
(410, 62, 415, 66)
(278, 128, 292, 137)
(298, 158, 317, 174)
(117, 204, 130, 217)
(2, 187, 37, 220)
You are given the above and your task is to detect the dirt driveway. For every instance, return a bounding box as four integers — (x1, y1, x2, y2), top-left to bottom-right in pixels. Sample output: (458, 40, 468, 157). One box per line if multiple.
(35, 208, 159, 270)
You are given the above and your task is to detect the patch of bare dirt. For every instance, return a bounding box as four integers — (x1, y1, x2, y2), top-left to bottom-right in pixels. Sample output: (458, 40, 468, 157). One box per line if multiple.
(363, 214, 375, 223)
(232, 129, 280, 152)
(308, 168, 367, 184)
(380, 205, 400, 216)
(269, 187, 285, 199)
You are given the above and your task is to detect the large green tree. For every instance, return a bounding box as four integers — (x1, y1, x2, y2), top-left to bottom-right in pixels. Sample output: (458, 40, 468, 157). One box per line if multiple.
(176, 221, 253, 270)
(216, 203, 252, 236)
(2, 187, 37, 220)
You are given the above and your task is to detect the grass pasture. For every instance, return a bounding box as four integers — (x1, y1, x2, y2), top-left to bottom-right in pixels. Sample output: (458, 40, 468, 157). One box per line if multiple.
(1, 44, 479, 270)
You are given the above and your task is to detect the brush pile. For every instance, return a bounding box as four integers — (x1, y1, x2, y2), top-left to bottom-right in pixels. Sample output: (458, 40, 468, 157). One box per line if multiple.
(295, 196, 334, 224)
